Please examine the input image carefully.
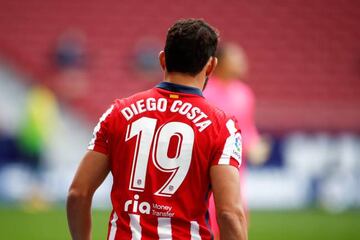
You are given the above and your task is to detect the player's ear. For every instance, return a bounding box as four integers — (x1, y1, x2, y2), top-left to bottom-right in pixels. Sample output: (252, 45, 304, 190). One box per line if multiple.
(159, 51, 166, 71)
(205, 56, 218, 77)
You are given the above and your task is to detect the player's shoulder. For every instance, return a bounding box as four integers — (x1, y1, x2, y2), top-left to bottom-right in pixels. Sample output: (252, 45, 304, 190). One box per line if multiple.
(199, 98, 236, 130)
(99, 89, 156, 123)
(200, 97, 226, 118)
(112, 88, 156, 109)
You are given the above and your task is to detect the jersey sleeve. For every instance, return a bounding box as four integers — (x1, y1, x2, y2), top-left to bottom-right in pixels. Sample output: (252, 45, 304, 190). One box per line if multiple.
(211, 117, 242, 168)
(87, 104, 116, 155)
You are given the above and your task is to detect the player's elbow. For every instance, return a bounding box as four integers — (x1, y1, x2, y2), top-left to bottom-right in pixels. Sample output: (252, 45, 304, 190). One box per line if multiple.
(67, 185, 93, 206)
(217, 208, 245, 226)
(217, 207, 248, 240)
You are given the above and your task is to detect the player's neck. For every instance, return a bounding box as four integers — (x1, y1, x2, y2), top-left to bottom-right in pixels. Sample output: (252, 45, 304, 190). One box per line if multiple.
(164, 72, 205, 90)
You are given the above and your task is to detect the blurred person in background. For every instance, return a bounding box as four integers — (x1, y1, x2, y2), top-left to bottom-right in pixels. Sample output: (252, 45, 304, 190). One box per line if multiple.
(51, 29, 89, 102)
(204, 43, 271, 237)
(17, 84, 59, 209)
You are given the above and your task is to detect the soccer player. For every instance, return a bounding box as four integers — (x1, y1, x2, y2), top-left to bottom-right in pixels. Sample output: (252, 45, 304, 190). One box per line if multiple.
(67, 19, 247, 240)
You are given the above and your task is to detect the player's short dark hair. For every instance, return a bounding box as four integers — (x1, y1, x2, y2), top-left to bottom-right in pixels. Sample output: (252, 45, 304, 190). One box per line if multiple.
(164, 19, 219, 76)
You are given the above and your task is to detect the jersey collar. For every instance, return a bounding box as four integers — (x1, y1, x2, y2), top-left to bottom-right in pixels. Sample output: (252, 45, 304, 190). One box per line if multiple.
(156, 82, 203, 97)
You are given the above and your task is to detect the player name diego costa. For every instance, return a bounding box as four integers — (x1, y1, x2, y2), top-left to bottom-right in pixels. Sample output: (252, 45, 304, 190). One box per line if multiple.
(121, 97, 212, 132)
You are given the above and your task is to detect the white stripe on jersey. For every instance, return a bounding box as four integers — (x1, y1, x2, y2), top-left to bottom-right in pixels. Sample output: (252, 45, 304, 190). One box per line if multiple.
(88, 105, 114, 150)
(129, 214, 142, 240)
(108, 212, 118, 240)
(218, 119, 239, 165)
(218, 135, 233, 164)
(190, 221, 201, 240)
(158, 217, 172, 239)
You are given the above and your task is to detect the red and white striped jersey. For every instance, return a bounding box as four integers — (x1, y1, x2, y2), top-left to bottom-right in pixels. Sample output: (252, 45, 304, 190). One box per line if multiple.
(88, 82, 242, 239)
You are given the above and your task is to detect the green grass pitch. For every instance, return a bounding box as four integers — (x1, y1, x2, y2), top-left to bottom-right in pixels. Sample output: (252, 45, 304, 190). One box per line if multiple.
(0, 207, 359, 239)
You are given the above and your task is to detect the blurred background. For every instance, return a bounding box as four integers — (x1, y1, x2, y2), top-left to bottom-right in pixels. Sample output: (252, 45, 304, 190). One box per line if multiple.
(0, 0, 359, 239)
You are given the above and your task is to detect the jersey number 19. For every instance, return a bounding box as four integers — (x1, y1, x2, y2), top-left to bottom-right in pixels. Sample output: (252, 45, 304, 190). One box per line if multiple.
(125, 117, 194, 197)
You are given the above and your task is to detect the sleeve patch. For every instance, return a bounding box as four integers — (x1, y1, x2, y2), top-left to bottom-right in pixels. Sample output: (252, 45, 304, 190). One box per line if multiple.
(231, 133, 242, 163)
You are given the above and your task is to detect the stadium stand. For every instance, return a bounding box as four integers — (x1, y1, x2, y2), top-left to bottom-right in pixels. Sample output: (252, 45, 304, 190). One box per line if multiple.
(0, 0, 359, 132)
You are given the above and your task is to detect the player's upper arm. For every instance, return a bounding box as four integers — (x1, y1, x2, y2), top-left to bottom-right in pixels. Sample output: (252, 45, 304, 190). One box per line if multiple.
(210, 165, 247, 240)
(210, 165, 242, 213)
(210, 117, 247, 239)
(68, 150, 110, 198)
(69, 103, 117, 199)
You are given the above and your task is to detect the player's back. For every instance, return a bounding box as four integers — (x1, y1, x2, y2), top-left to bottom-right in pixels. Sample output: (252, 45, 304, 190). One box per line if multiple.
(89, 82, 241, 239)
